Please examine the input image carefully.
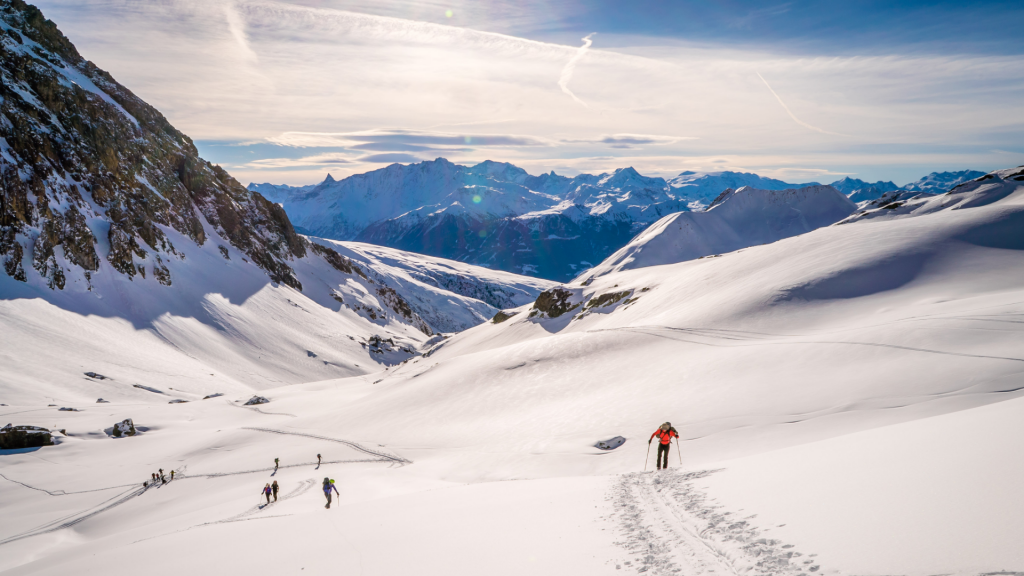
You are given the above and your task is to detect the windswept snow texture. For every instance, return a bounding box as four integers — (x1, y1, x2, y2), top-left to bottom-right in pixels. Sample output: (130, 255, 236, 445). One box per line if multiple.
(311, 239, 558, 333)
(250, 163, 818, 281)
(579, 184, 856, 280)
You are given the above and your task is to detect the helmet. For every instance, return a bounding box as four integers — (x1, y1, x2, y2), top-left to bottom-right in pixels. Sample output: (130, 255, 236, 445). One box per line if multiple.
(330, 479, 335, 484)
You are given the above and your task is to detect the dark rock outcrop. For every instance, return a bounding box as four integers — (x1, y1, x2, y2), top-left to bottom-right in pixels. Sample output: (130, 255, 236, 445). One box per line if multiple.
(491, 310, 514, 324)
(532, 287, 578, 318)
(244, 395, 269, 406)
(1, 424, 53, 448)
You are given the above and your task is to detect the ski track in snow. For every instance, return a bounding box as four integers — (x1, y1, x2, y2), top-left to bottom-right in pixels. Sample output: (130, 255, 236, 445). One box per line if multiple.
(595, 324, 1024, 362)
(203, 478, 315, 525)
(243, 427, 412, 464)
(611, 469, 820, 576)
(0, 451, 395, 546)
(0, 472, 139, 496)
(0, 484, 147, 547)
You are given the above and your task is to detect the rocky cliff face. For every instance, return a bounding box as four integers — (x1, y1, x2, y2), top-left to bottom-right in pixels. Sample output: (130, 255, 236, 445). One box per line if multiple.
(0, 0, 308, 290)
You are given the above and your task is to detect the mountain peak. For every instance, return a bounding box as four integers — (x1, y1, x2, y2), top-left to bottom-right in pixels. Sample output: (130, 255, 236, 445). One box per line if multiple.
(323, 173, 336, 184)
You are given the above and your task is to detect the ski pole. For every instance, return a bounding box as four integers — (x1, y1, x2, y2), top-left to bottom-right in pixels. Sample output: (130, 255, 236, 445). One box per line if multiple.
(675, 438, 682, 465)
(644, 441, 652, 471)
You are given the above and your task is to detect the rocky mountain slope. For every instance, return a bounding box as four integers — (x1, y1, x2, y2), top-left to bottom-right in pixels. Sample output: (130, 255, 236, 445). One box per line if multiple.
(0, 0, 550, 401)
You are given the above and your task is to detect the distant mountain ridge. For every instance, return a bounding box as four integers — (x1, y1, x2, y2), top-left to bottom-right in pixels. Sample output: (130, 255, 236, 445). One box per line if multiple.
(250, 161, 817, 281)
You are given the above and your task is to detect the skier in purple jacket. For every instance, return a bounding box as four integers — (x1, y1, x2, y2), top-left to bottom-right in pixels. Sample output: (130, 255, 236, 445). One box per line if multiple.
(323, 478, 339, 509)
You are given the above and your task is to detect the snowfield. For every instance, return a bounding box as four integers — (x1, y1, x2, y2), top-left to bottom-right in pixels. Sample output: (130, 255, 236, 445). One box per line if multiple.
(2, 168, 1023, 575)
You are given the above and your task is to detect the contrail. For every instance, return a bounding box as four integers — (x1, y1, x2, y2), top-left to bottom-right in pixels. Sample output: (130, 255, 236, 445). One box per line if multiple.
(559, 33, 595, 108)
(224, 0, 258, 62)
(756, 72, 845, 136)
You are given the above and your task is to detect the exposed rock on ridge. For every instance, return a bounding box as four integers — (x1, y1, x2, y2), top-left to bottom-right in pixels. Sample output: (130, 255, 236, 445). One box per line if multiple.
(0, 0, 309, 290)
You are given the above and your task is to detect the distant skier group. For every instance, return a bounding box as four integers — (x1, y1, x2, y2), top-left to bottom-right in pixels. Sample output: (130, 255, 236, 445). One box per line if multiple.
(144, 468, 175, 487)
(262, 481, 279, 504)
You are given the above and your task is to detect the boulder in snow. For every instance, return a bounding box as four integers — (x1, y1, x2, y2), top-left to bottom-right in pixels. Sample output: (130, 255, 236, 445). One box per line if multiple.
(1, 424, 54, 449)
(244, 396, 270, 406)
(595, 436, 626, 450)
(84, 372, 109, 380)
(96, 398, 109, 403)
(111, 418, 136, 438)
(203, 393, 224, 400)
(491, 310, 514, 324)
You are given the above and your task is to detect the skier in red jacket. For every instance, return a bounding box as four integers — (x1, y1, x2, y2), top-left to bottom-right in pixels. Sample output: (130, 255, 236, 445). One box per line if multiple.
(649, 422, 679, 470)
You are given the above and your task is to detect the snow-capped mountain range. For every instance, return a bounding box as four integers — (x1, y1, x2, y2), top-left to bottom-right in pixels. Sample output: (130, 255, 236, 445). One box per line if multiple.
(252, 163, 987, 281)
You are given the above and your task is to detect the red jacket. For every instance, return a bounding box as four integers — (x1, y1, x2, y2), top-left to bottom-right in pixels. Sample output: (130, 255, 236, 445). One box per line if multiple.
(651, 428, 678, 445)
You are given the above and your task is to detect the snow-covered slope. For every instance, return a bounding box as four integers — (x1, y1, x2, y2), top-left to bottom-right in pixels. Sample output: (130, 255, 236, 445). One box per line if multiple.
(3, 165, 1022, 576)
(578, 184, 856, 280)
(311, 239, 557, 333)
(840, 166, 1024, 225)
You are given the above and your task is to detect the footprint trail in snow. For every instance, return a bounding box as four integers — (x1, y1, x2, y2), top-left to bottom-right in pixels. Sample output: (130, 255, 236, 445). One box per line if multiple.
(610, 469, 821, 576)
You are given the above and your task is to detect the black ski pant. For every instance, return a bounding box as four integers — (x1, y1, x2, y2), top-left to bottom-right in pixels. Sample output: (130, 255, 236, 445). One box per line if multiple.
(656, 443, 670, 469)
(325, 491, 333, 508)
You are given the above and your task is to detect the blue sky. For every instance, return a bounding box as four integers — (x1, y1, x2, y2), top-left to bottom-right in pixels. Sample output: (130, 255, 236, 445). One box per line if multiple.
(33, 0, 1024, 185)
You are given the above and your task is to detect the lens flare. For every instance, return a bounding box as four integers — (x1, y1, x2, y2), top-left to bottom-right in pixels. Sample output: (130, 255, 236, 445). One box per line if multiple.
(445, 9, 454, 18)
(472, 195, 482, 204)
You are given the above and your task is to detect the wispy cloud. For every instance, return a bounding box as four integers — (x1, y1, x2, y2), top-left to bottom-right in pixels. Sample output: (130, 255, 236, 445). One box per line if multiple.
(756, 72, 847, 137)
(558, 33, 595, 108)
(563, 133, 696, 148)
(267, 129, 553, 148)
(45, 0, 1024, 185)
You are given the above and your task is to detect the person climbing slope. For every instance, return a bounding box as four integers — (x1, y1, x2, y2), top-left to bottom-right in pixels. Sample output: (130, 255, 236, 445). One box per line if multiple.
(317, 454, 322, 466)
(271, 480, 279, 502)
(649, 422, 679, 470)
(274, 458, 279, 470)
(323, 477, 339, 509)
(262, 483, 273, 504)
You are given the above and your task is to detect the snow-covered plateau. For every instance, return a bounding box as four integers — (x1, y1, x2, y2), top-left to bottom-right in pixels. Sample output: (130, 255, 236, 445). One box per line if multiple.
(2, 1, 1023, 575)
